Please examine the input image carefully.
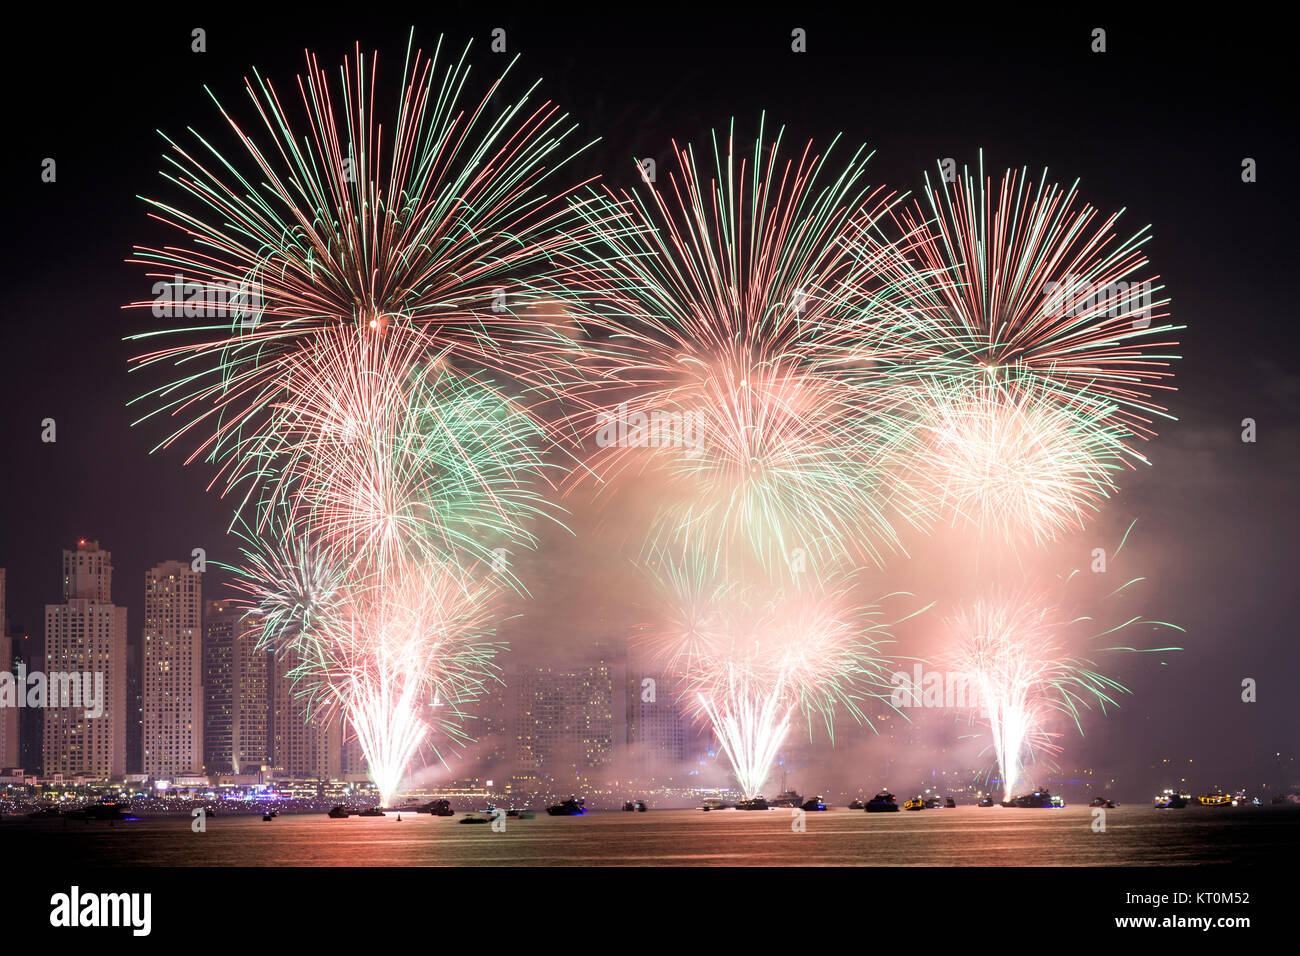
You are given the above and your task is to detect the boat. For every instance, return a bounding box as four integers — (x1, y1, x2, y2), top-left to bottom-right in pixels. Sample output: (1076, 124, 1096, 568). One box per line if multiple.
(545, 797, 586, 816)
(67, 802, 124, 821)
(769, 789, 803, 809)
(1198, 792, 1232, 807)
(944, 797, 957, 808)
(422, 799, 454, 816)
(622, 800, 636, 812)
(1010, 788, 1064, 808)
(27, 807, 62, 819)
(459, 813, 491, 824)
(977, 796, 995, 807)
(800, 796, 828, 811)
(847, 799, 865, 810)
(506, 808, 534, 819)
(357, 807, 387, 817)
(923, 796, 942, 809)
(903, 797, 925, 811)
(700, 797, 731, 811)
(635, 800, 647, 812)
(327, 805, 351, 819)
(735, 797, 769, 811)
(262, 813, 274, 821)
(1090, 796, 1116, 808)
(865, 792, 898, 812)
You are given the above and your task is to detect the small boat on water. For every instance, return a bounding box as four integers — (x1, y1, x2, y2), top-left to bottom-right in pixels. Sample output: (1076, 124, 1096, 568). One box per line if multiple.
(800, 796, 828, 811)
(506, 808, 534, 819)
(977, 796, 995, 807)
(903, 797, 925, 811)
(262, 813, 274, 821)
(421, 799, 454, 817)
(769, 789, 803, 809)
(622, 800, 636, 811)
(736, 797, 769, 811)
(944, 797, 957, 808)
(866, 792, 899, 812)
(635, 800, 647, 812)
(1090, 796, 1116, 808)
(459, 813, 491, 824)
(546, 797, 586, 816)
(28, 807, 62, 819)
(1198, 792, 1232, 807)
(847, 799, 865, 810)
(66, 807, 115, 821)
(700, 797, 732, 811)
(357, 807, 386, 817)
(65, 801, 126, 821)
(1010, 789, 1064, 808)
(327, 805, 351, 819)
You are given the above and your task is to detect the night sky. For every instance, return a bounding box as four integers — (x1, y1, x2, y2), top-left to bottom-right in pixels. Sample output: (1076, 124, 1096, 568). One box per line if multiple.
(1, 9, 1295, 799)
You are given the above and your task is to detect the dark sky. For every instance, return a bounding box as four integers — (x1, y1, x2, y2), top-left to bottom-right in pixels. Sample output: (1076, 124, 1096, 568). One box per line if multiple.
(1, 8, 1295, 799)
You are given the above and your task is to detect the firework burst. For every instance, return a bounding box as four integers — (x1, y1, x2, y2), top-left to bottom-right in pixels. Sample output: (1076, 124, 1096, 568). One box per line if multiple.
(547, 117, 936, 571)
(901, 370, 1130, 545)
(642, 545, 904, 796)
(945, 594, 1082, 801)
(883, 153, 1181, 445)
(125, 35, 586, 805)
(699, 668, 794, 800)
(236, 323, 559, 579)
(232, 522, 505, 807)
(943, 526, 1182, 800)
(220, 329, 555, 803)
(127, 32, 595, 478)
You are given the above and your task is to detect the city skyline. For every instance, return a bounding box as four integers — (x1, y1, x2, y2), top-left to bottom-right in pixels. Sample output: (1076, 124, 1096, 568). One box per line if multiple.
(1, 537, 1293, 805)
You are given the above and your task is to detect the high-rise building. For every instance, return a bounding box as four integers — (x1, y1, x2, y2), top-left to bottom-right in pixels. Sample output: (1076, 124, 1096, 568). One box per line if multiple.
(126, 637, 142, 773)
(232, 626, 270, 775)
(340, 733, 368, 782)
(203, 600, 270, 774)
(0, 568, 16, 768)
(42, 541, 128, 779)
(142, 560, 203, 777)
(511, 656, 615, 794)
(11, 634, 41, 774)
(625, 638, 698, 786)
(62, 542, 112, 602)
(202, 599, 236, 774)
(270, 649, 340, 780)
